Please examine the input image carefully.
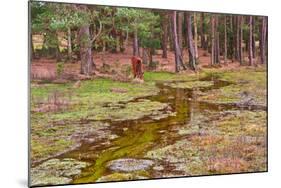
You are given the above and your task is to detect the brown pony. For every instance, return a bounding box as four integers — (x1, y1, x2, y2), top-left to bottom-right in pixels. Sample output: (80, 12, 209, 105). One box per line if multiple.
(131, 56, 144, 79)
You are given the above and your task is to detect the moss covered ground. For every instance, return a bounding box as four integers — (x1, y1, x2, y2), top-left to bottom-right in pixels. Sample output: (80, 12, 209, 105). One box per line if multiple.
(30, 67, 267, 184)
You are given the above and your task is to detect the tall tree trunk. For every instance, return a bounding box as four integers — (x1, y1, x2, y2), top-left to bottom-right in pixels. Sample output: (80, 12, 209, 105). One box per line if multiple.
(119, 31, 125, 52)
(186, 12, 196, 70)
(55, 32, 61, 61)
(239, 16, 244, 65)
(133, 28, 140, 56)
(124, 29, 129, 50)
(168, 17, 174, 51)
(260, 17, 267, 64)
(116, 35, 120, 53)
(171, 11, 186, 72)
(211, 15, 215, 65)
(177, 12, 183, 53)
(67, 27, 72, 61)
(215, 15, 220, 64)
(224, 15, 228, 63)
(161, 13, 168, 58)
(252, 17, 256, 59)
(236, 16, 240, 61)
(229, 16, 235, 62)
(200, 13, 206, 49)
(142, 48, 149, 64)
(79, 25, 93, 75)
(194, 13, 199, 59)
(249, 16, 254, 66)
(148, 48, 154, 69)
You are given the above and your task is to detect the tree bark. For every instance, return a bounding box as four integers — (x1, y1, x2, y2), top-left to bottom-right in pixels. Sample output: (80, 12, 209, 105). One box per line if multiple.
(78, 25, 93, 75)
(236, 16, 240, 61)
(171, 11, 186, 72)
(161, 13, 168, 58)
(260, 17, 267, 64)
(54, 32, 61, 61)
(239, 16, 244, 65)
(119, 30, 125, 52)
(67, 27, 72, 61)
(200, 13, 206, 49)
(186, 12, 196, 70)
(177, 12, 183, 53)
(215, 15, 220, 64)
(142, 48, 149, 64)
(116, 35, 120, 53)
(252, 17, 256, 59)
(229, 16, 235, 61)
(194, 13, 199, 59)
(249, 16, 254, 66)
(168, 17, 174, 51)
(124, 29, 129, 51)
(133, 28, 140, 56)
(224, 15, 228, 63)
(211, 15, 215, 65)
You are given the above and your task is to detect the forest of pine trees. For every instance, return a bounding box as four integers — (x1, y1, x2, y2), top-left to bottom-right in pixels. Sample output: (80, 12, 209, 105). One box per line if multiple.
(31, 2, 268, 76)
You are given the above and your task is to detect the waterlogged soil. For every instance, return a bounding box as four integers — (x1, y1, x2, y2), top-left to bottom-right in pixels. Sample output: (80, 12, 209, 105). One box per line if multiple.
(30, 69, 267, 186)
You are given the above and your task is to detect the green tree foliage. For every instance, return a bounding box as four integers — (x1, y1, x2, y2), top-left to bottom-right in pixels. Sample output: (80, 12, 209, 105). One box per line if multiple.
(30, 2, 267, 73)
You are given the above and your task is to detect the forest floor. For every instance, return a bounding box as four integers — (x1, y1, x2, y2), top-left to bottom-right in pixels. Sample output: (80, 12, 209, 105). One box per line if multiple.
(30, 48, 267, 186)
(31, 47, 260, 81)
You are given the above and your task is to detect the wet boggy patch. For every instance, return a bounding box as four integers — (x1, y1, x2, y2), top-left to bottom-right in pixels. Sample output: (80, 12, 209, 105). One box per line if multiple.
(30, 158, 90, 186)
(30, 68, 267, 184)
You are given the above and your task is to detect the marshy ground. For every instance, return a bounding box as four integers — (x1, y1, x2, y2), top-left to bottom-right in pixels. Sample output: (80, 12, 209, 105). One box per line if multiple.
(30, 65, 267, 186)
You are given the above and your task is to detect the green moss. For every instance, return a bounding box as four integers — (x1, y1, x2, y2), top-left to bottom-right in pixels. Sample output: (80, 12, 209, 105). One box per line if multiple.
(165, 81, 214, 89)
(198, 68, 267, 106)
(217, 111, 267, 137)
(31, 139, 74, 162)
(74, 79, 158, 105)
(198, 85, 241, 103)
(30, 68, 267, 181)
(31, 82, 71, 99)
(72, 117, 169, 184)
(30, 120, 110, 163)
(31, 158, 89, 186)
(96, 173, 147, 182)
(50, 100, 169, 122)
(31, 78, 171, 163)
(144, 71, 204, 82)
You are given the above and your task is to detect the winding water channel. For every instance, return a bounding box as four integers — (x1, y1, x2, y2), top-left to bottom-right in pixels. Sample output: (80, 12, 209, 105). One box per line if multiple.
(48, 75, 263, 184)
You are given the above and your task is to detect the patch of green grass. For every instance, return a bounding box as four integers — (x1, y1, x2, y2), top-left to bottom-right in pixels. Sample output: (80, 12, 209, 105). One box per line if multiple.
(30, 78, 170, 162)
(198, 68, 267, 106)
(51, 100, 168, 122)
(31, 158, 89, 186)
(30, 120, 110, 162)
(96, 173, 147, 182)
(31, 78, 159, 106)
(165, 81, 214, 89)
(31, 138, 74, 162)
(31, 83, 71, 99)
(198, 85, 241, 103)
(217, 111, 267, 137)
(74, 78, 158, 105)
(144, 71, 203, 82)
